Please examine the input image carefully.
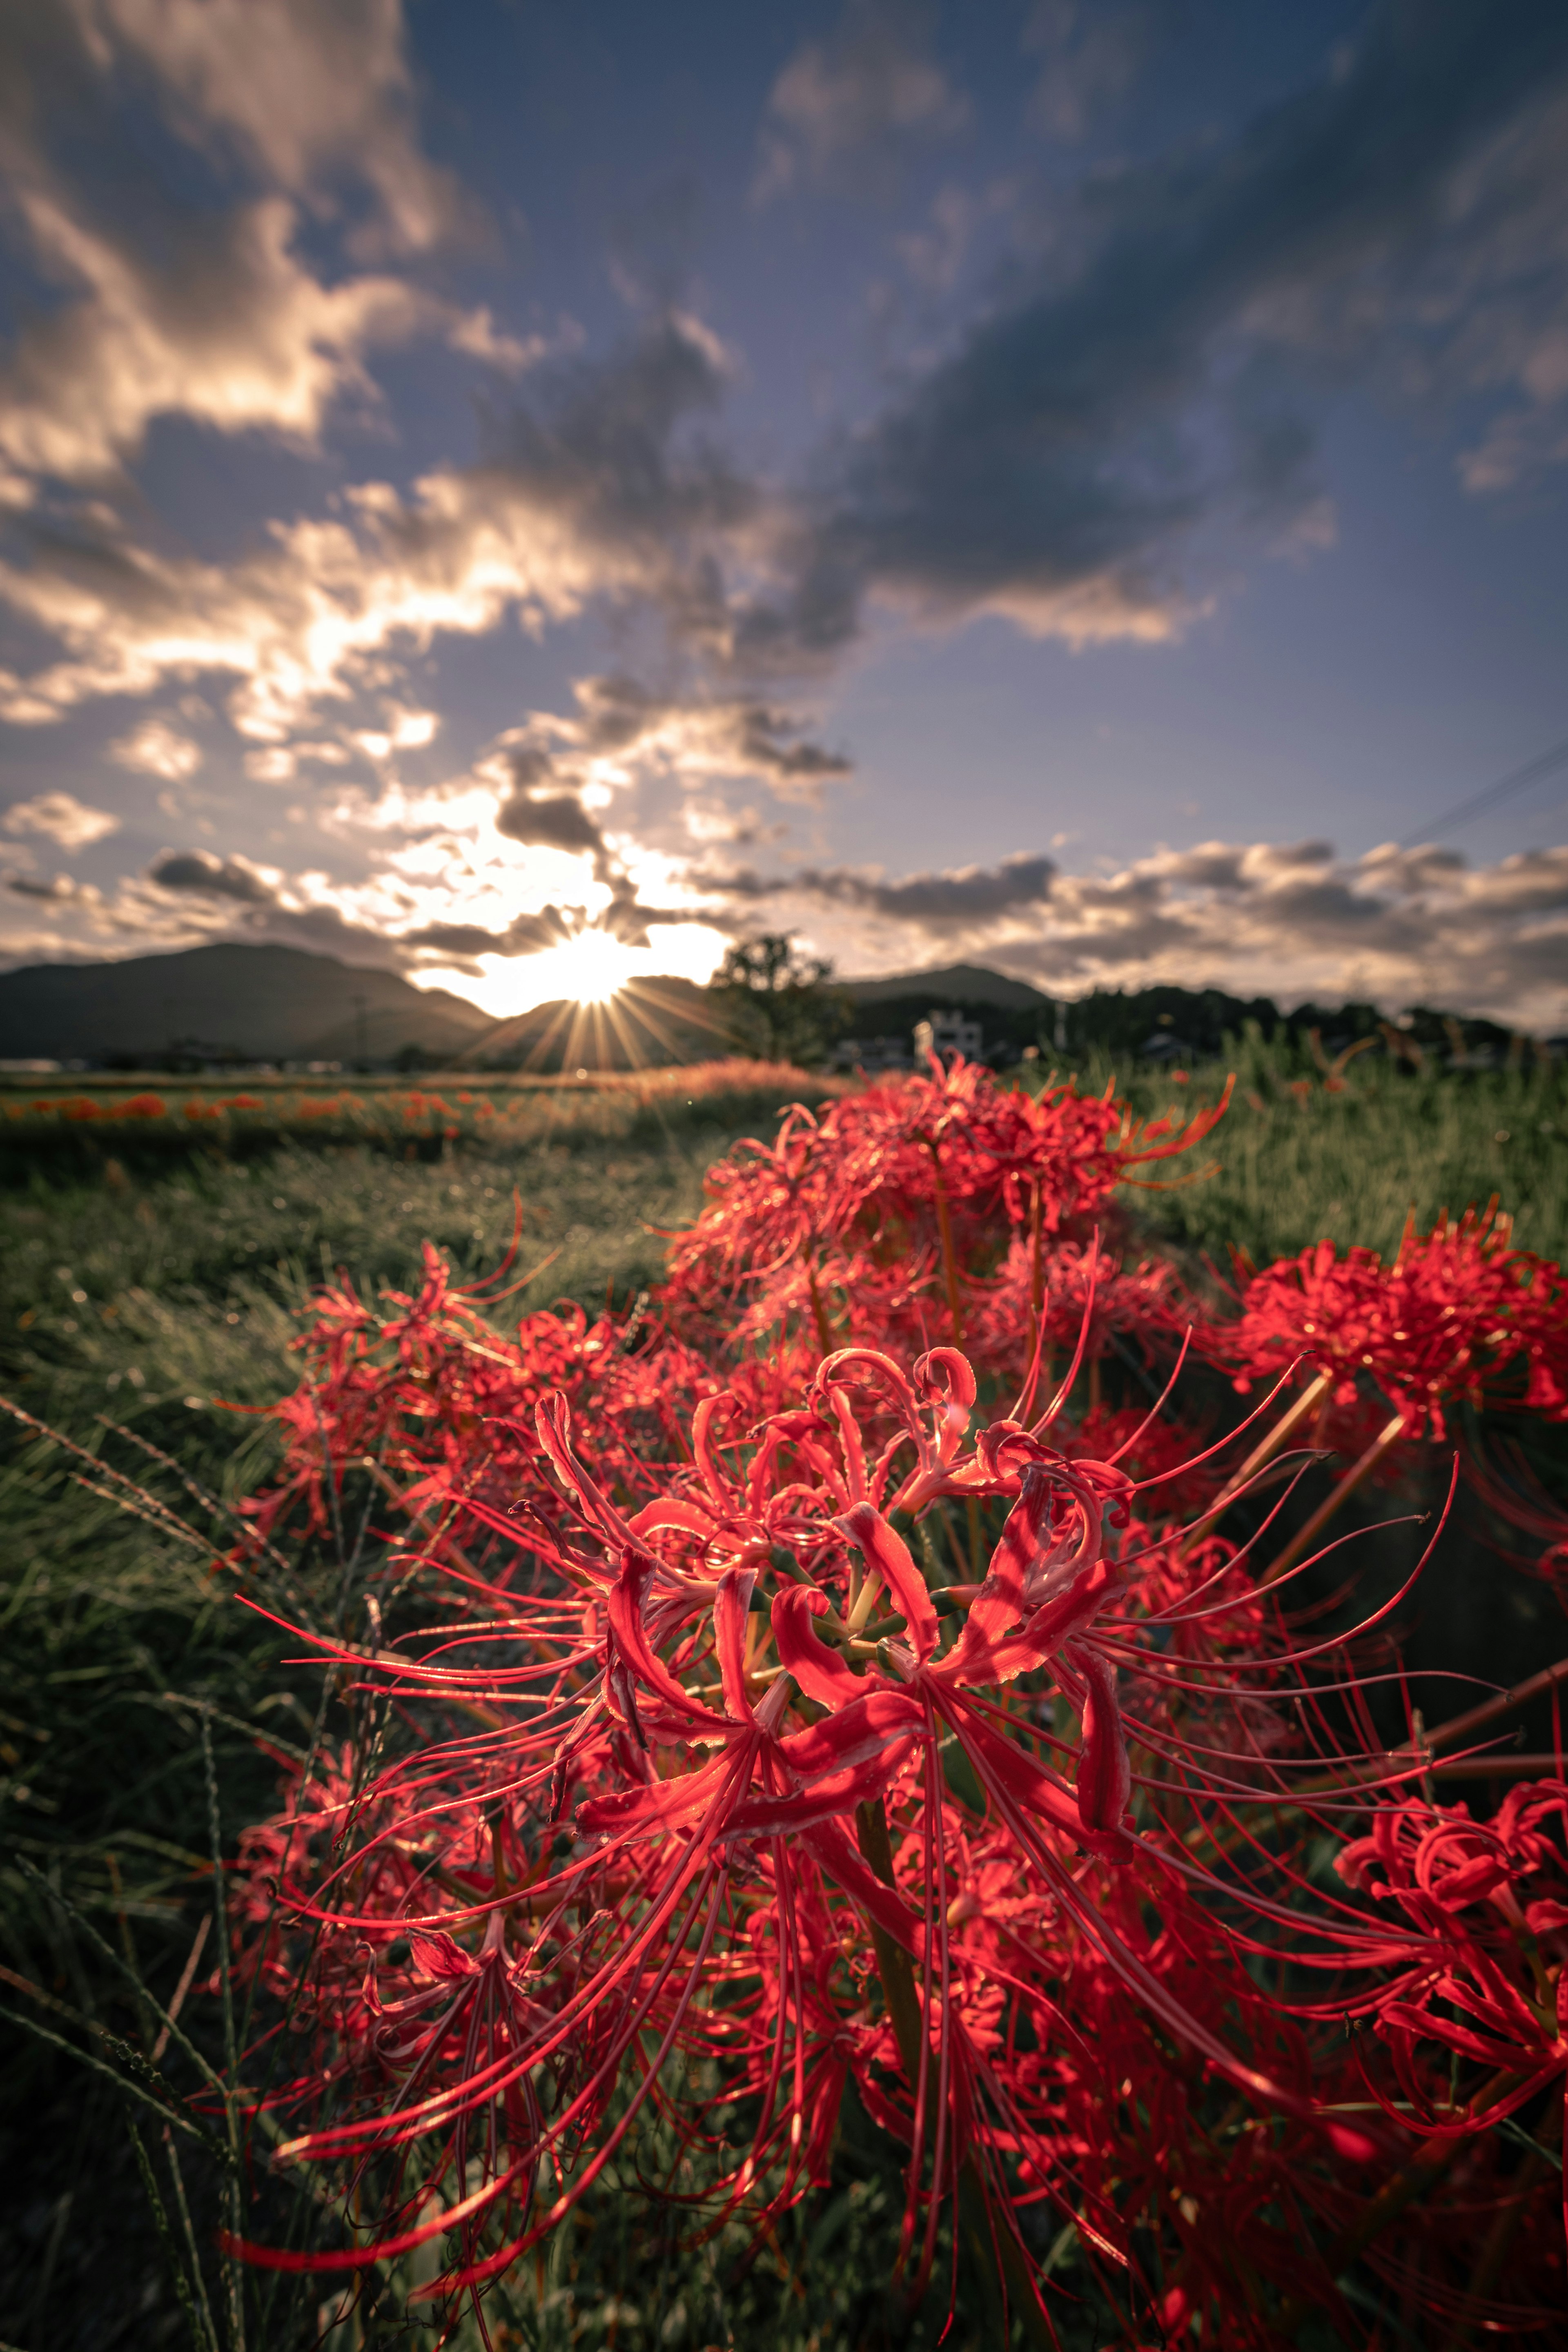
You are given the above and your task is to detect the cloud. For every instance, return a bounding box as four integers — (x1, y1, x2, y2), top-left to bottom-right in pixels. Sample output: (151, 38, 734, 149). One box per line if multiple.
(5, 870, 96, 902)
(0, 188, 452, 483)
(0, 315, 760, 735)
(0, 3, 510, 499)
(754, 0, 969, 203)
(45, 0, 471, 257)
(137, 793, 701, 966)
(714, 833, 1568, 1029)
(396, 906, 573, 960)
(108, 717, 202, 779)
(1022, 1, 1151, 142)
(3, 790, 120, 848)
(483, 673, 852, 811)
(495, 788, 610, 861)
(11, 9, 1565, 749)
(709, 849, 1055, 928)
(733, 1, 1568, 664)
(147, 847, 276, 902)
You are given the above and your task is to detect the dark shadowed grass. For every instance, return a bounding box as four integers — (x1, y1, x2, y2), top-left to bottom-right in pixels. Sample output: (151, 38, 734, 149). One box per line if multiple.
(1, 1049, 1560, 2349)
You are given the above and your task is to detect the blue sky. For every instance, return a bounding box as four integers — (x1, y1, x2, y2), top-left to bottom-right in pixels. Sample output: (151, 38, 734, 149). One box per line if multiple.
(1, 0, 1566, 1024)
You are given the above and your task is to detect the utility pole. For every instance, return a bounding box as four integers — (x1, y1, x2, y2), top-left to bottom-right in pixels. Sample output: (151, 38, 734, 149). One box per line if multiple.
(352, 993, 368, 1068)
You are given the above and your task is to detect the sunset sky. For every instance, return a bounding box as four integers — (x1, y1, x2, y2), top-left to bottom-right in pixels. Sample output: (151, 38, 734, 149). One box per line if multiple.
(1, 0, 1566, 1024)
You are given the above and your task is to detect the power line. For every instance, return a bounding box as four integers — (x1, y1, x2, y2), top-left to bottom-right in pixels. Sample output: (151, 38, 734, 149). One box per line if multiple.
(1399, 732, 1568, 849)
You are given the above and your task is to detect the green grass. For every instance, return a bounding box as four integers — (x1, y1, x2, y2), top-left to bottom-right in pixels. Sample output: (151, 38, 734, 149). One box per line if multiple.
(1047, 1030, 1568, 1267)
(0, 1046, 1562, 2349)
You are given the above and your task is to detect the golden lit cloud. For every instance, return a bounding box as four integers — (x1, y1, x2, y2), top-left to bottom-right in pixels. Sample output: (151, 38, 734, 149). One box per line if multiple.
(3, 790, 121, 849)
(0, 191, 448, 484)
(107, 717, 202, 780)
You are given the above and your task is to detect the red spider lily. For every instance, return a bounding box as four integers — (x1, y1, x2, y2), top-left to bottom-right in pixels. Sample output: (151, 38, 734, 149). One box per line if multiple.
(225, 1323, 1464, 2337)
(1294, 1779, 1568, 2322)
(660, 1057, 1232, 1361)
(233, 1238, 729, 1556)
(1215, 1206, 1568, 1444)
(1334, 1781, 1568, 2129)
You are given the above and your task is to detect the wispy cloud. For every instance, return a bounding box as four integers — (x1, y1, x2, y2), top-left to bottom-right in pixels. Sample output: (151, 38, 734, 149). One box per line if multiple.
(732, 1, 1568, 664)
(3, 789, 120, 848)
(754, 0, 969, 203)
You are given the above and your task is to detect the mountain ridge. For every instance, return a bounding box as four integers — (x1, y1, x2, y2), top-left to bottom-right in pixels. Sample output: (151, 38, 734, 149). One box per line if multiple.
(0, 943, 1049, 1066)
(840, 962, 1049, 1011)
(0, 943, 490, 1064)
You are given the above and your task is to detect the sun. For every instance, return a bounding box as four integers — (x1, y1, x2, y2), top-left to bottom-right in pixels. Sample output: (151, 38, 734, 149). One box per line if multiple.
(550, 927, 641, 1006)
(463, 927, 641, 1017)
(417, 919, 727, 1024)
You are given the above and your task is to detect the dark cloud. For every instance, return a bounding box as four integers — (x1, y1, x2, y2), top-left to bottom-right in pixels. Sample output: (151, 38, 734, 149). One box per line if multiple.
(400, 892, 691, 959)
(399, 907, 573, 959)
(495, 788, 612, 864)
(735, 705, 853, 783)
(149, 850, 276, 904)
(490, 675, 852, 810)
(733, 0, 1568, 664)
(476, 314, 752, 641)
(709, 851, 1056, 927)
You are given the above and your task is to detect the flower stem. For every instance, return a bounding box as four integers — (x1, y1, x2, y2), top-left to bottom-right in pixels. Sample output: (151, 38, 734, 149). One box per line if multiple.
(1279, 2066, 1526, 2338)
(1261, 1410, 1405, 1584)
(927, 1143, 964, 1346)
(1426, 1650, 1568, 1755)
(1179, 1370, 1333, 1557)
(854, 1798, 1050, 2345)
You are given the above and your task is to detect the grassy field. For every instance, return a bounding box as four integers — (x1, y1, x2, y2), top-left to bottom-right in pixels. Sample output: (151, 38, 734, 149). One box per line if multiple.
(1, 1043, 1564, 2350)
(1050, 1027, 1568, 1267)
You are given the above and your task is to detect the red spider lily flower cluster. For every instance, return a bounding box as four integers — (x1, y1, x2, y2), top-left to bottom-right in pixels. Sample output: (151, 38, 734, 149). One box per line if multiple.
(1214, 1206, 1568, 1445)
(218, 1059, 1568, 2341)
(236, 1236, 743, 1561)
(660, 1054, 1229, 1361)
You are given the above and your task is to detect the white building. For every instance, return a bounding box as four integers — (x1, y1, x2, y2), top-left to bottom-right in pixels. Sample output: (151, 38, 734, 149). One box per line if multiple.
(914, 1008, 984, 1064)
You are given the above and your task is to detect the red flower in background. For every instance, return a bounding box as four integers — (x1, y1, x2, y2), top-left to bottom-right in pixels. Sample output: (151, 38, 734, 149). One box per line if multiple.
(1216, 1206, 1568, 1443)
(662, 1056, 1230, 1364)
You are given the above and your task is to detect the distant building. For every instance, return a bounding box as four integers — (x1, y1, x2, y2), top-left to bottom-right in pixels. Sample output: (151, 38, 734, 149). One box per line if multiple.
(1140, 1031, 1199, 1064)
(915, 1008, 984, 1065)
(830, 1033, 913, 1074)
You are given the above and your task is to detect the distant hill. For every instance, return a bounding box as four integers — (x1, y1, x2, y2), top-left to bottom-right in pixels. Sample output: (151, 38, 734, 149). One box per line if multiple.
(842, 962, 1048, 1012)
(2, 942, 1527, 1076)
(0, 944, 490, 1066)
